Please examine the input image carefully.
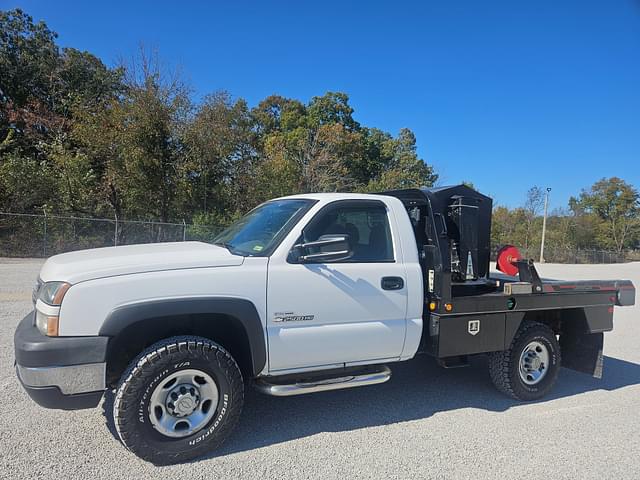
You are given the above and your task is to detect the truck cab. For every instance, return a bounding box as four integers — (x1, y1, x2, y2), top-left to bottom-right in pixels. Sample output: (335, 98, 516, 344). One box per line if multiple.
(261, 193, 423, 372)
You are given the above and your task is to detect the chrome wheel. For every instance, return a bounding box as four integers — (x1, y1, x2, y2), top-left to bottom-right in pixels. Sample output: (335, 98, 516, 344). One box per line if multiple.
(148, 369, 219, 438)
(518, 341, 550, 385)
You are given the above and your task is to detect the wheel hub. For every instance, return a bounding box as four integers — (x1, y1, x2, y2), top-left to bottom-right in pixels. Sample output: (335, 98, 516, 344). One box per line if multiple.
(148, 369, 219, 438)
(166, 384, 200, 417)
(519, 341, 550, 385)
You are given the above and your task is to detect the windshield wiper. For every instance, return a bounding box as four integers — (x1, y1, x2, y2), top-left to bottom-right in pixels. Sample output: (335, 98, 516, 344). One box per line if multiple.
(213, 241, 242, 255)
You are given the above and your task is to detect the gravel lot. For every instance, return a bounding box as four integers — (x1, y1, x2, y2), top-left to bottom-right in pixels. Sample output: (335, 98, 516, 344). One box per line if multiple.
(1, 258, 639, 479)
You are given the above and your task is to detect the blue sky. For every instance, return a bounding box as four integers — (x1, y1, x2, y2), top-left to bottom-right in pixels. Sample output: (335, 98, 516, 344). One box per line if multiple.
(9, 0, 640, 209)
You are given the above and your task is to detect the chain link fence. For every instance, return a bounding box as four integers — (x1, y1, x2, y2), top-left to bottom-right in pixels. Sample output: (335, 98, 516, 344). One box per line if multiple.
(2, 212, 639, 263)
(0, 212, 222, 258)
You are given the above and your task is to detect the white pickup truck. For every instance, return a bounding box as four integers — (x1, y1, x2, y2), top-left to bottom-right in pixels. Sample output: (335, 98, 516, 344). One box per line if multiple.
(14, 185, 635, 464)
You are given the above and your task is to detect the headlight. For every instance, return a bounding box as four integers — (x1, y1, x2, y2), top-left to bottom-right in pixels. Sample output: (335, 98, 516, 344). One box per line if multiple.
(38, 281, 71, 306)
(35, 281, 71, 336)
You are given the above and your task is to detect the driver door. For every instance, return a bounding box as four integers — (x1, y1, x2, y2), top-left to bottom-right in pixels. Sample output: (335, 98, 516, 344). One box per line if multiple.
(266, 200, 408, 372)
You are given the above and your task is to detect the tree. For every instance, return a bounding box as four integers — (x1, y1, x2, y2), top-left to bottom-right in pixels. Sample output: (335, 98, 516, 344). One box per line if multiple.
(258, 122, 357, 196)
(183, 91, 257, 216)
(251, 95, 306, 136)
(69, 50, 191, 230)
(365, 128, 437, 191)
(0, 9, 60, 157)
(0, 9, 58, 109)
(521, 186, 544, 250)
(490, 206, 529, 251)
(115, 54, 190, 224)
(54, 48, 124, 113)
(307, 92, 359, 131)
(255, 93, 363, 199)
(1, 7, 443, 248)
(570, 177, 640, 252)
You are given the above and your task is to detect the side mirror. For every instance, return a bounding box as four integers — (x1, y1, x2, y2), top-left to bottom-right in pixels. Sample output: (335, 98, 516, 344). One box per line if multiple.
(294, 234, 353, 263)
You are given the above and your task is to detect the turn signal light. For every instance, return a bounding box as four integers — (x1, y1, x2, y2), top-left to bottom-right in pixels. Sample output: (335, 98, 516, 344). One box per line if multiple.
(47, 316, 60, 336)
(429, 301, 437, 311)
(52, 283, 71, 305)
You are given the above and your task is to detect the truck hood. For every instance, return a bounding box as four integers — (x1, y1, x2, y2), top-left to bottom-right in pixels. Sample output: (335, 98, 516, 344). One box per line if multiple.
(39, 241, 244, 284)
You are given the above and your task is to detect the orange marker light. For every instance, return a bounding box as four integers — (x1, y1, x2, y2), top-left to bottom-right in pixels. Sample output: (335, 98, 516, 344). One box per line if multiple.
(429, 301, 437, 311)
(47, 316, 60, 336)
(444, 303, 453, 312)
(52, 282, 71, 305)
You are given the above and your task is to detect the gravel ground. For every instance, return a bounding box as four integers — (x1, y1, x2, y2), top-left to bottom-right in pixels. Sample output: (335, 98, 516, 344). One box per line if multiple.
(1, 258, 639, 479)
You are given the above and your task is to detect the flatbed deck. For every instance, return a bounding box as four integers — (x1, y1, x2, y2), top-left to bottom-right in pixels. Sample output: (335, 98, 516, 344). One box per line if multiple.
(422, 276, 635, 373)
(446, 278, 635, 315)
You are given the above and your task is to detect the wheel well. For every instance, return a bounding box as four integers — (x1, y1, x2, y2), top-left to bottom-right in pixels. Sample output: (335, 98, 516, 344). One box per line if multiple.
(521, 307, 607, 378)
(521, 308, 594, 337)
(521, 310, 563, 334)
(105, 313, 254, 388)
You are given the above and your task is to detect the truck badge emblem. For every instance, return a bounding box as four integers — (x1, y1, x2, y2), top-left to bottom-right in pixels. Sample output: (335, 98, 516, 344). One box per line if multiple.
(468, 320, 480, 336)
(274, 312, 315, 322)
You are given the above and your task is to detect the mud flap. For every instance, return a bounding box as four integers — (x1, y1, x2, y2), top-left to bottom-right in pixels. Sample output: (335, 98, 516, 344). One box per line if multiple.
(560, 332, 604, 379)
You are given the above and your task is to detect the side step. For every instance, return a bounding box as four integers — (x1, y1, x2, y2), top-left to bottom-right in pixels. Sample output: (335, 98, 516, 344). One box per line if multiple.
(255, 365, 391, 397)
(437, 355, 469, 368)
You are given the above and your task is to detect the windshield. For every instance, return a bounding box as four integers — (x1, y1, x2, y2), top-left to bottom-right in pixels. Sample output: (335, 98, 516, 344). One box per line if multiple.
(212, 199, 315, 256)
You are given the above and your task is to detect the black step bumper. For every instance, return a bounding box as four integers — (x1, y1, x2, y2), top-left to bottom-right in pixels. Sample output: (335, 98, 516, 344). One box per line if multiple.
(14, 312, 109, 410)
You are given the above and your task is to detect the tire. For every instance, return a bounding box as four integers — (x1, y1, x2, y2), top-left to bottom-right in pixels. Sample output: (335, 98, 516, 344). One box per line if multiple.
(489, 321, 561, 401)
(113, 336, 244, 464)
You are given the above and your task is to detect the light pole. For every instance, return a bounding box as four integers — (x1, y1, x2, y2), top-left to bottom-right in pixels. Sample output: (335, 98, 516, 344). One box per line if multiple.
(539, 187, 551, 263)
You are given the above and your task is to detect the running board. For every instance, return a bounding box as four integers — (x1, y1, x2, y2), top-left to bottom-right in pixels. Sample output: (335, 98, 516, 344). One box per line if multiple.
(255, 365, 391, 396)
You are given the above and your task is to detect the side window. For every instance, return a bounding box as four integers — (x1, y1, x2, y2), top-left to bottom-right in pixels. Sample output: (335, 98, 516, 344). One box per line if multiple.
(303, 202, 394, 262)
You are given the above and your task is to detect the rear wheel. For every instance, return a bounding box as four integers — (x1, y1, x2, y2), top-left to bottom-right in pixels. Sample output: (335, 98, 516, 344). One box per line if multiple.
(113, 336, 244, 464)
(489, 322, 560, 401)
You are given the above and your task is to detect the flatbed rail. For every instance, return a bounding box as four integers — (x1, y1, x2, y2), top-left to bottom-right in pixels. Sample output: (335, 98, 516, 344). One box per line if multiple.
(541, 279, 635, 306)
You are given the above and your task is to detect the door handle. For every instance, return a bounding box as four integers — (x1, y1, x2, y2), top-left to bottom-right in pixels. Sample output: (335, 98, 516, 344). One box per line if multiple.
(381, 276, 404, 290)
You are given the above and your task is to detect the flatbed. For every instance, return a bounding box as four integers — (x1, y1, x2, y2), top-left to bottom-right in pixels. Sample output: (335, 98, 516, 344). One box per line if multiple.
(383, 185, 635, 378)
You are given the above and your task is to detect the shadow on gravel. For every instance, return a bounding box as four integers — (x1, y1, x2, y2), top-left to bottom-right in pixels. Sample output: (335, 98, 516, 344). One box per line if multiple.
(102, 390, 118, 440)
(101, 354, 640, 461)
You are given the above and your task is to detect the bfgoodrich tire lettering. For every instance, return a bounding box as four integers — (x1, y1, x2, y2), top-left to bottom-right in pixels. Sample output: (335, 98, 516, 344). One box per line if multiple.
(489, 322, 561, 401)
(113, 336, 243, 464)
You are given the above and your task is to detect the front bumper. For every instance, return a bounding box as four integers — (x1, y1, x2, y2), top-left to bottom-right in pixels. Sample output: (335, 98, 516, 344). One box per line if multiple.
(14, 312, 109, 410)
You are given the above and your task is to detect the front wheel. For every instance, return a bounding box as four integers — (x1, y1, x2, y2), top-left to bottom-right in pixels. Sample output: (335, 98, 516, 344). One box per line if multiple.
(489, 321, 561, 401)
(113, 336, 244, 464)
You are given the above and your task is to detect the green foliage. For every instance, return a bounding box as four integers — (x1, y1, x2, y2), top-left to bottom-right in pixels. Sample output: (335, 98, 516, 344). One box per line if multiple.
(0, 9, 438, 233)
(54, 48, 125, 112)
(569, 177, 640, 252)
(492, 179, 640, 255)
(364, 128, 437, 192)
(0, 151, 53, 211)
(186, 211, 229, 242)
(0, 9, 58, 108)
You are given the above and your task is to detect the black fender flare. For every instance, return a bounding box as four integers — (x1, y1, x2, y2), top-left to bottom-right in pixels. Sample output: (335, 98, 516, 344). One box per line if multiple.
(99, 297, 266, 376)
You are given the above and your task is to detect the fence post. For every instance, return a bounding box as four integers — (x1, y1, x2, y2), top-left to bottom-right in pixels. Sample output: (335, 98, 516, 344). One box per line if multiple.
(182, 219, 187, 241)
(42, 209, 47, 257)
(114, 213, 118, 246)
